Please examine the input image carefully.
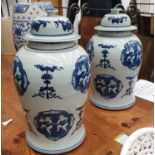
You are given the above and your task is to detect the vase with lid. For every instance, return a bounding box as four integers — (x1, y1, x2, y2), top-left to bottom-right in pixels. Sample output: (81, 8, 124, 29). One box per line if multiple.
(87, 8, 143, 110)
(12, 2, 57, 51)
(13, 14, 91, 154)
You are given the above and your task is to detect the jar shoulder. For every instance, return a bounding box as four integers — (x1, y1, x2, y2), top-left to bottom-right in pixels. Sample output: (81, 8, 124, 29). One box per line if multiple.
(15, 45, 88, 65)
(91, 34, 142, 44)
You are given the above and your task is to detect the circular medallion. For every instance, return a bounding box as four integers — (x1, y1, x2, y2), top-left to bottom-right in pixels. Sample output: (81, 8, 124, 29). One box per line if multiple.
(34, 110, 74, 141)
(13, 56, 29, 95)
(87, 39, 94, 61)
(121, 40, 142, 70)
(94, 74, 123, 99)
(72, 55, 91, 93)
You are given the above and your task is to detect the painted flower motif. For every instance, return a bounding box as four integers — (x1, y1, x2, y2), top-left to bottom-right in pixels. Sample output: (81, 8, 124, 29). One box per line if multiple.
(72, 55, 91, 93)
(32, 65, 63, 99)
(54, 20, 73, 32)
(31, 20, 50, 32)
(87, 39, 94, 61)
(96, 44, 115, 70)
(94, 74, 123, 99)
(14, 5, 29, 13)
(13, 56, 29, 95)
(34, 110, 74, 141)
(121, 41, 143, 70)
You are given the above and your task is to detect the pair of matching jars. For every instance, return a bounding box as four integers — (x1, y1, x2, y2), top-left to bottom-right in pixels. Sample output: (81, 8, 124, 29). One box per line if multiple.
(13, 8, 143, 154)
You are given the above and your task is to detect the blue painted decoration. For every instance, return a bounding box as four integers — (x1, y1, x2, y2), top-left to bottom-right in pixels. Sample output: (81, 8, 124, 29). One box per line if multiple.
(31, 20, 50, 32)
(14, 5, 29, 13)
(13, 21, 31, 50)
(108, 16, 128, 24)
(96, 44, 116, 70)
(72, 56, 91, 93)
(34, 110, 74, 141)
(122, 75, 137, 97)
(94, 74, 123, 99)
(13, 56, 29, 95)
(54, 20, 72, 32)
(87, 39, 94, 61)
(72, 105, 84, 135)
(32, 65, 63, 99)
(121, 41, 142, 70)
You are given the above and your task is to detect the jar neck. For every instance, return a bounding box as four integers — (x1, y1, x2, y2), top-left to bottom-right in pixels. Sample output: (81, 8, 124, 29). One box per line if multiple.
(97, 31, 134, 37)
(26, 41, 77, 51)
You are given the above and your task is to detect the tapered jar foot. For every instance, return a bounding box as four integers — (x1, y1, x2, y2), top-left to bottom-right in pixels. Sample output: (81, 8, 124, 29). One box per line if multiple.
(90, 95, 136, 110)
(26, 125, 86, 154)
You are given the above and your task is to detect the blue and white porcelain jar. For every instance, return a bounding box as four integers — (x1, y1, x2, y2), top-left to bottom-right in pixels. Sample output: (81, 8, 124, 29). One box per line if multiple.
(13, 15, 90, 154)
(12, 2, 57, 51)
(87, 9, 143, 110)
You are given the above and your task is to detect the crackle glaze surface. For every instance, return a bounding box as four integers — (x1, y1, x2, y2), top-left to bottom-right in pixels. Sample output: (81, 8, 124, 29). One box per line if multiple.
(13, 44, 90, 153)
(88, 33, 143, 110)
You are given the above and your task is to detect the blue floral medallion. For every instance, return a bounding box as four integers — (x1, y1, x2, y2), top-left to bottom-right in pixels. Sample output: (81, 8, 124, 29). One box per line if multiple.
(94, 74, 123, 99)
(122, 75, 137, 97)
(32, 65, 63, 99)
(72, 56, 91, 93)
(96, 44, 116, 70)
(13, 21, 31, 50)
(87, 39, 94, 61)
(34, 110, 74, 141)
(108, 16, 128, 24)
(54, 20, 72, 32)
(14, 5, 29, 13)
(31, 20, 50, 32)
(121, 41, 142, 70)
(13, 56, 29, 95)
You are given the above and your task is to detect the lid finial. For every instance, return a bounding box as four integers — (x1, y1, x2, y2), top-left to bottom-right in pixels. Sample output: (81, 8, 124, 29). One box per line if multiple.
(110, 8, 122, 14)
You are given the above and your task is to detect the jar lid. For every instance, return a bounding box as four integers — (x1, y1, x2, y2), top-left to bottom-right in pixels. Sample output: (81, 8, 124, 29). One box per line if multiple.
(95, 8, 137, 32)
(24, 15, 80, 42)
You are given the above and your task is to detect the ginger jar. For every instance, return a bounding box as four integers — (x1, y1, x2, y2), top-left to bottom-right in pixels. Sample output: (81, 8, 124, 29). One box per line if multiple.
(13, 15, 90, 154)
(87, 9, 143, 110)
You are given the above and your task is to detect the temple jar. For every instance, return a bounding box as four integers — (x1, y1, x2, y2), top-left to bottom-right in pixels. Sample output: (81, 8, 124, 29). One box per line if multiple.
(13, 15, 90, 154)
(87, 9, 143, 110)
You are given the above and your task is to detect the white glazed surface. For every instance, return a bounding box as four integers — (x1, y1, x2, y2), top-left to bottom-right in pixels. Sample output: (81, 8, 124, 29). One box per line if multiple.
(95, 8, 136, 32)
(31, 16, 73, 36)
(14, 44, 90, 153)
(94, 25, 137, 32)
(24, 33, 80, 42)
(101, 13, 131, 27)
(88, 32, 143, 110)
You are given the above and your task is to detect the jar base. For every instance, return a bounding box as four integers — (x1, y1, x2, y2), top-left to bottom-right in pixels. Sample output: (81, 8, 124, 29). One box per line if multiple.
(26, 126, 86, 154)
(90, 96, 135, 110)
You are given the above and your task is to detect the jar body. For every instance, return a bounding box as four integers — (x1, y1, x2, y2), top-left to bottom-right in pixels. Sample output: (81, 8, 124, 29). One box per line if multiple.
(13, 45, 90, 154)
(87, 32, 143, 110)
(12, 2, 53, 51)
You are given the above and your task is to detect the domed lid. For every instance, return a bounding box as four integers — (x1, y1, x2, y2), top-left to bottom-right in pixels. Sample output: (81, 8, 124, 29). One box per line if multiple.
(95, 8, 137, 32)
(24, 14, 80, 42)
